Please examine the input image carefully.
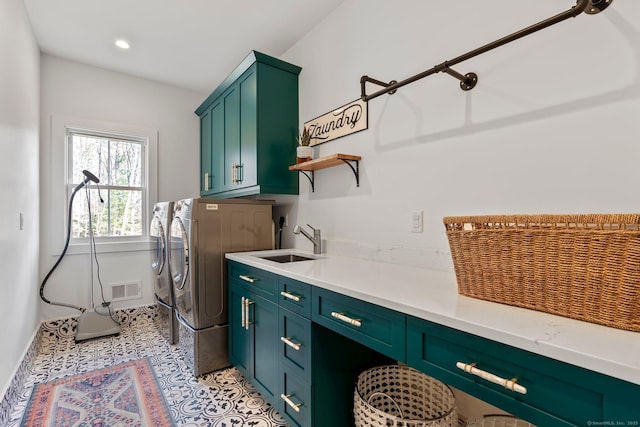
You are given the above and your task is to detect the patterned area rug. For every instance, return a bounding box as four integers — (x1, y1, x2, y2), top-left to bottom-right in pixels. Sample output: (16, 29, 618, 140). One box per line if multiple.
(21, 357, 174, 427)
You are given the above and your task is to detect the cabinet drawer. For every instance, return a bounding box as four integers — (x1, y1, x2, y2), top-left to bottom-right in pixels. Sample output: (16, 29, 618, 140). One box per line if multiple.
(312, 288, 406, 361)
(407, 316, 640, 426)
(280, 368, 311, 427)
(228, 261, 277, 301)
(279, 277, 312, 318)
(279, 308, 312, 380)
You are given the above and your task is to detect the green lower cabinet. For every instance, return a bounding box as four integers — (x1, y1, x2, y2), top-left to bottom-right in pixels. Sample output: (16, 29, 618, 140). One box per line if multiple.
(279, 366, 312, 426)
(279, 307, 312, 379)
(406, 315, 640, 427)
(276, 306, 393, 427)
(230, 264, 640, 427)
(228, 279, 279, 401)
(312, 287, 406, 362)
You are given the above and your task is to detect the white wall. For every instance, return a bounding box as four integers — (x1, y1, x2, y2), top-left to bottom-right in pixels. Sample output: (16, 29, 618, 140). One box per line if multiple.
(0, 0, 41, 399)
(282, 0, 640, 270)
(39, 55, 206, 320)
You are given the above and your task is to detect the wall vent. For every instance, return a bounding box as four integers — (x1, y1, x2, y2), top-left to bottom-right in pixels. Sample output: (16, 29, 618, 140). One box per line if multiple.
(110, 280, 142, 302)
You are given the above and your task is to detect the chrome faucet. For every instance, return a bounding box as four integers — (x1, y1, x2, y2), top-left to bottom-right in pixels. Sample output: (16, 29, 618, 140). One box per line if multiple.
(293, 224, 321, 254)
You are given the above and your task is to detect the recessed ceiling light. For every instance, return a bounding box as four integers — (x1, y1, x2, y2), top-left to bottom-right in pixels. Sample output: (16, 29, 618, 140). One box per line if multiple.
(115, 39, 130, 49)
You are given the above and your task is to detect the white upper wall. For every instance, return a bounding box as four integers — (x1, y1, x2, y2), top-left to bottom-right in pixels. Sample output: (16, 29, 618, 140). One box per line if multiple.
(0, 0, 41, 400)
(39, 55, 205, 320)
(282, 0, 640, 268)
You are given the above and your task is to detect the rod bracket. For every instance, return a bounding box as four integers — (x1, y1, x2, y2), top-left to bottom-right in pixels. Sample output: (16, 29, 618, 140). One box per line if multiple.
(360, 76, 398, 100)
(460, 72, 478, 91)
(584, 0, 613, 14)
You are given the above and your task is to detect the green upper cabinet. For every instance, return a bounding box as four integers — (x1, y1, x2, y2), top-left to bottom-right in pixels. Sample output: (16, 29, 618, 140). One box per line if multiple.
(196, 51, 301, 198)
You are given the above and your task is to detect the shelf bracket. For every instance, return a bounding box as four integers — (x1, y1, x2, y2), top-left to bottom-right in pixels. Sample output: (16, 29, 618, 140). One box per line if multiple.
(359, 0, 612, 102)
(290, 154, 362, 193)
(340, 158, 360, 187)
(299, 170, 315, 192)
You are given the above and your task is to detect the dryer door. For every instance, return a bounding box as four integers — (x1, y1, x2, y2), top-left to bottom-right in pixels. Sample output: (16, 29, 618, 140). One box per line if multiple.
(150, 215, 165, 277)
(169, 216, 192, 324)
(169, 217, 189, 290)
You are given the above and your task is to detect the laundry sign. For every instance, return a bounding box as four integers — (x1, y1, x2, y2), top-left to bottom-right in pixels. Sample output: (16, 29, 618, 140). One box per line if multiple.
(306, 99, 367, 147)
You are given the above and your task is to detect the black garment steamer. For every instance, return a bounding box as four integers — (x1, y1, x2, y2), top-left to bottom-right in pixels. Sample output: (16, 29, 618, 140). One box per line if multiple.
(40, 170, 121, 342)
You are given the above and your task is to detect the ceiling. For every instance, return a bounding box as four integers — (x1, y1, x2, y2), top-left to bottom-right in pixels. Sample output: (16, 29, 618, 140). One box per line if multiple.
(23, 0, 345, 93)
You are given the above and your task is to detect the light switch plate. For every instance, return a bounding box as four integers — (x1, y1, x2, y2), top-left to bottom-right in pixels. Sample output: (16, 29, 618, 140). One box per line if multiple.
(411, 210, 423, 233)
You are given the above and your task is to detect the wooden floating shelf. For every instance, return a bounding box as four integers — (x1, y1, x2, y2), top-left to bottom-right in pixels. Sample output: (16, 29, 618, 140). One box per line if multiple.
(289, 153, 361, 171)
(289, 153, 361, 192)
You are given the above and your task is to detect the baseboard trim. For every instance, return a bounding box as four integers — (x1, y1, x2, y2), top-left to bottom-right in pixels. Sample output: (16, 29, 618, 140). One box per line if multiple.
(0, 324, 41, 427)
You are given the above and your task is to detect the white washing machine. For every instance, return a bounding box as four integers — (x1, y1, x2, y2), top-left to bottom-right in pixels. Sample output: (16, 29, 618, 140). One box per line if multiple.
(150, 201, 178, 344)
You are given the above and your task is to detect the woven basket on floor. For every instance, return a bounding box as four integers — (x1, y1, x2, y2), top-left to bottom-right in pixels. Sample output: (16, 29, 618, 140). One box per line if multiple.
(443, 214, 640, 332)
(466, 415, 535, 427)
(354, 365, 457, 427)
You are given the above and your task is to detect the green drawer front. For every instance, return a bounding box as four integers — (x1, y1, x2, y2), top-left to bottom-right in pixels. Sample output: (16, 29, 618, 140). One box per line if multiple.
(279, 308, 312, 381)
(312, 288, 406, 362)
(228, 261, 277, 301)
(407, 316, 640, 427)
(279, 277, 312, 318)
(280, 368, 311, 427)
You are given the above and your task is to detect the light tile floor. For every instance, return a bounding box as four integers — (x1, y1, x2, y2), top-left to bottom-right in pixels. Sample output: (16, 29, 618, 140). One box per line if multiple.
(7, 306, 288, 427)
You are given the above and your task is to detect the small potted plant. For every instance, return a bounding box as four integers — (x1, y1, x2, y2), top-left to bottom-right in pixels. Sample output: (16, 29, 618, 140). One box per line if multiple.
(296, 127, 312, 164)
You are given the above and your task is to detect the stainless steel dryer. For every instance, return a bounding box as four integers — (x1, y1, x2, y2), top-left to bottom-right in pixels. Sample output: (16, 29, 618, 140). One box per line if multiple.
(150, 201, 178, 344)
(169, 198, 273, 376)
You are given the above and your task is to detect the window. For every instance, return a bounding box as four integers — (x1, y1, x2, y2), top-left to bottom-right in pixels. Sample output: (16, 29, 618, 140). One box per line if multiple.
(67, 129, 146, 239)
(50, 114, 158, 254)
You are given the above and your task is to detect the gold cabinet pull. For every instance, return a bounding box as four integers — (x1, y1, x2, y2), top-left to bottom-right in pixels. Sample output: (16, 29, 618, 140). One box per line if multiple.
(456, 362, 527, 394)
(241, 297, 253, 330)
(280, 394, 303, 412)
(239, 274, 256, 283)
(241, 297, 248, 328)
(331, 311, 362, 327)
(280, 291, 301, 302)
(241, 297, 245, 328)
(280, 336, 302, 351)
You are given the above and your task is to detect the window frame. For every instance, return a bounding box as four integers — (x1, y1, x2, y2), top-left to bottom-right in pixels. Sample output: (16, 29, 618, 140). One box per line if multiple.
(50, 115, 158, 254)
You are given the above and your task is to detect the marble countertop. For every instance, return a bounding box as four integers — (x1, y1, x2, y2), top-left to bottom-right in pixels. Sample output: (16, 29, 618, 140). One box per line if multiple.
(226, 249, 640, 386)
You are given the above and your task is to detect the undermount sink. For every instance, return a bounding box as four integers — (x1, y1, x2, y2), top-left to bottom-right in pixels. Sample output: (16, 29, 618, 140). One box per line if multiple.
(259, 254, 316, 263)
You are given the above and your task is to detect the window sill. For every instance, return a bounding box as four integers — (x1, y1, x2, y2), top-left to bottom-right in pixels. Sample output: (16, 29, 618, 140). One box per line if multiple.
(61, 240, 154, 256)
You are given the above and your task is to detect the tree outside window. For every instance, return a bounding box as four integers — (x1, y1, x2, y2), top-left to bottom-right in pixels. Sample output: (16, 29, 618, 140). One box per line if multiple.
(68, 130, 146, 239)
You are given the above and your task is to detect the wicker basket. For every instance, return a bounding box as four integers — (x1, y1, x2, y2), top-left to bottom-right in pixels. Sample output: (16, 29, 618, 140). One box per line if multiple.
(443, 214, 640, 332)
(354, 365, 457, 427)
(466, 415, 535, 427)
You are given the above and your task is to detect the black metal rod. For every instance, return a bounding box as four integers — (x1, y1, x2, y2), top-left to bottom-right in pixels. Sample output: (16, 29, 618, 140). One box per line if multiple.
(361, 0, 591, 101)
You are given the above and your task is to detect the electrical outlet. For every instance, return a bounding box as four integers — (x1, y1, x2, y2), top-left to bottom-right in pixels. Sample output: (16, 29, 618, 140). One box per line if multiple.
(411, 210, 423, 233)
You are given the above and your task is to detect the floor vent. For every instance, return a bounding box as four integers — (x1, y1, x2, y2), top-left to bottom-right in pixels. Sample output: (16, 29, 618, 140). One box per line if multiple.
(110, 280, 142, 301)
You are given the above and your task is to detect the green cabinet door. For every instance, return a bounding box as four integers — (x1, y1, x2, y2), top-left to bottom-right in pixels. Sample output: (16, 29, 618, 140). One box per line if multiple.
(209, 100, 225, 194)
(199, 107, 212, 194)
(228, 263, 279, 402)
(228, 281, 250, 376)
(250, 290, 279, 400)
(238, 67, 257, 189)
(223, 86, 239, 192)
